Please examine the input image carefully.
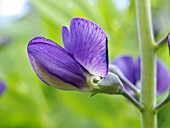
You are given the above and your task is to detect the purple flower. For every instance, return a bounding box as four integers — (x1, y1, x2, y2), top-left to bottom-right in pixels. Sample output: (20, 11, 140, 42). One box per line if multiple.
(112, 55, 170, 95)
(0, 81, 6, 95)
(27, 17, 108, 91)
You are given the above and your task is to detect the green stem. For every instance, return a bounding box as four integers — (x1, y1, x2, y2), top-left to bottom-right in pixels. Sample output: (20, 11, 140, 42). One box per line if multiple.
(136, 0, 157, 128)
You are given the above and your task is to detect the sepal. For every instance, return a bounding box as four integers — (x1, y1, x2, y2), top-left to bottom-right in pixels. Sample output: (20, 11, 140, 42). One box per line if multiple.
(90, 72, 125, 96)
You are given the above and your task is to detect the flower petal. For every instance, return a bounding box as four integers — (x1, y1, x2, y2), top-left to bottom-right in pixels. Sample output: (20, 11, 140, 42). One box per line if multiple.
(135, 58, 140, 82)
(62, 26, 69, 47)
(0, 81, 6, 95)
(27, 37, 89, 90)
(112, 55, 136, 85)
(136, 58, 170, 95)
(62, 17, 108, 77)
(157, 60, 170, 95)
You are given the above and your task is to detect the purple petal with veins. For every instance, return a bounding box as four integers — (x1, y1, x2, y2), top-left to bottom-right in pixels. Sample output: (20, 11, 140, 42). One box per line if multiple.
(62, 17, 108, 77)
(28, 37, 88, 90)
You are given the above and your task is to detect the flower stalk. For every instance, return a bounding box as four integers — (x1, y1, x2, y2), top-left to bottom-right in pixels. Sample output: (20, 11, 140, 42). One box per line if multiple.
(154, 32, 170, 52)
(93, 72, 143, 111)
(122, 92, 144, 111)
(154, 91, 170, 112)
(109, 65, 140, 95)
(136, 0, 157, 128)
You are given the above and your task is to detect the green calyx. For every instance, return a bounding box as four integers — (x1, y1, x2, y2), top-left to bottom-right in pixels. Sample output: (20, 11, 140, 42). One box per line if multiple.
(90, 72, 125, 96)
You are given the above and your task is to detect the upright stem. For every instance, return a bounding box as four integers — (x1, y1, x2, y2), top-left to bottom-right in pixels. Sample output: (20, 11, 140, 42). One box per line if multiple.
(136, 0, 157, 128)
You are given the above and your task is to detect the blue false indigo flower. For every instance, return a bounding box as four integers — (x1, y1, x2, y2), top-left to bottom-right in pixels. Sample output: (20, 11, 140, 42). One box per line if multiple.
(112, 55, 170, 95)
(0, 81, 6, 95)
(27, 18, 108, 92)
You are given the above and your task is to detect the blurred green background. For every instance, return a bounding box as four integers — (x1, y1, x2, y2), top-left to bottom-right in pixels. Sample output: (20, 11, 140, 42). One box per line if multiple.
(0, 0, 170, 128)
